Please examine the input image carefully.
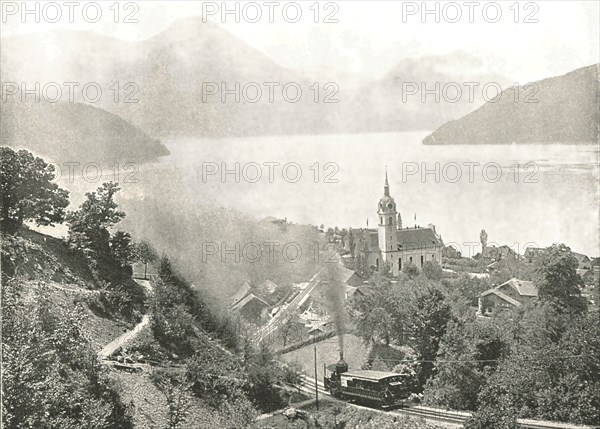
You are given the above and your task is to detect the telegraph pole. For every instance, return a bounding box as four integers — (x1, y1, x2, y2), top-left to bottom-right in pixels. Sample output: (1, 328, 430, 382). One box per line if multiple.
(314, 344, 319, 410)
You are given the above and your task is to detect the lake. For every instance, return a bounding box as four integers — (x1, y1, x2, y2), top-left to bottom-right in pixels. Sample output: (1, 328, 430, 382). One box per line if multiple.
(155, 132, 599, 257)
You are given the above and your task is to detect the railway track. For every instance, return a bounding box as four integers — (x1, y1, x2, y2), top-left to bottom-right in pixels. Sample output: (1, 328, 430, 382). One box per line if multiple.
(252, 261, 330, 344)
(298, 375, 595, 429)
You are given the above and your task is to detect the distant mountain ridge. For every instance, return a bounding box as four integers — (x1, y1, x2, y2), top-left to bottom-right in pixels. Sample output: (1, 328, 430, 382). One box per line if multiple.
(3, 22, 595, 143)
(423, 64, 600, 145)
(1, 20, 510, 138)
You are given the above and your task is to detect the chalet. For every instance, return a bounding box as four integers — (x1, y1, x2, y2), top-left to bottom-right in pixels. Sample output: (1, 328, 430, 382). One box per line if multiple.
(229, 281, 251, 307)
(257, 279, 278, 296)
(345, 285, 366, 301)
(230, 292, 269, 320)
(525, 248, 592, 271)
(572, 252, 592, 270)
(577, 268, 597, 285)
(477, 278, 537, 317)
(339, 266, 363, 287)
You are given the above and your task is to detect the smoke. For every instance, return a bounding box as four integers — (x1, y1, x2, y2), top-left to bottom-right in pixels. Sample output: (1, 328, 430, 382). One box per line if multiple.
(116, 167, 323, 301)
(322, 263, 349, 354)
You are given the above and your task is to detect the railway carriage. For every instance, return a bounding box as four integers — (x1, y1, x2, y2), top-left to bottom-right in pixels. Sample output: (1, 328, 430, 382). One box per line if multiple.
(324, 354, 410, 408)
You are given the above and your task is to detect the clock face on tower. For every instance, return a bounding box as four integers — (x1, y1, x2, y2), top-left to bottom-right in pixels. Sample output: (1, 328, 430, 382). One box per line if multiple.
(387, 203, 394, 209)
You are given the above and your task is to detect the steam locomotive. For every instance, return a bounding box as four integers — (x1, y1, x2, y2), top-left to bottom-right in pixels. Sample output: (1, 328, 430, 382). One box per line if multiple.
(323, 352, 411, 408)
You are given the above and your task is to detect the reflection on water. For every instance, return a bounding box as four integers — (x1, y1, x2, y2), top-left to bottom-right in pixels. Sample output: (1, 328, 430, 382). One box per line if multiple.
(159, 132, 599, 257)
(48, 131, 599, 257)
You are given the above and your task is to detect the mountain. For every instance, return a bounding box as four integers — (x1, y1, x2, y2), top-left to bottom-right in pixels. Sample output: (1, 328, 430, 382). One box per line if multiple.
(0, 98, 169, 165)
(0, 20, 333, 138)
(344, 51, 511, 133)
(423, 64, 600, 145)
(0, 23, 508, 138)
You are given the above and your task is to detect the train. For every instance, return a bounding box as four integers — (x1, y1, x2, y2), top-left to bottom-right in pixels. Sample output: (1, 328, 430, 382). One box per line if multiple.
(323, 352, 411, 408)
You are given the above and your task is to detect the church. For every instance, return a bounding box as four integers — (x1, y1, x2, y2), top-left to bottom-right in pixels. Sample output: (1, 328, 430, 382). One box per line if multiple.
(353, 172, 444, 277)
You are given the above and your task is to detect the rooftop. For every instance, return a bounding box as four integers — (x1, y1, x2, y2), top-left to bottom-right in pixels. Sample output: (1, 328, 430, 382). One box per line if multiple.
(230, 292, 268, 312)
(342, 370, 402, 381)
(505, 278, 537, 297)
(359, 226, 443, 252)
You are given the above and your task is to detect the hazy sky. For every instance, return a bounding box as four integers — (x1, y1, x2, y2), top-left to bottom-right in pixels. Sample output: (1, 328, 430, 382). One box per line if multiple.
(2, 1, 598, 84)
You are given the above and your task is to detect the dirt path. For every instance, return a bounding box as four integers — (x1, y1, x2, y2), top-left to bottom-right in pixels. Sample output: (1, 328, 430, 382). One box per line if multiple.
(98, 314, 151, 359)
(97, 278, 153, 360)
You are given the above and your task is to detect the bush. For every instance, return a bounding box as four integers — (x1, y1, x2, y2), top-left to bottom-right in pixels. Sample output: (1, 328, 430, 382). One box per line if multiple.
(1, 278, 134, 428)
(283, 360, 304, 385)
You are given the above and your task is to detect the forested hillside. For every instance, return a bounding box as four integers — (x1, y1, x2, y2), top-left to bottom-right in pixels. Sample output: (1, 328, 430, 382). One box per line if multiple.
(0, 147, 303, 428)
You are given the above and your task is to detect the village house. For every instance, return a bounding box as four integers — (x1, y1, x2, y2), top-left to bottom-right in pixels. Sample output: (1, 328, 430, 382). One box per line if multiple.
(228, 280, 277, 321)
(345, 285, 367, 302)
(339, 266, 363, 287)
(229, 281, 251, 307)
(257, 279, 278, 295)
(477, 278, 537, 317)
(572, 252, 592, 270)
(525, 248, 592, 269)
(354, 172, 444, 277)
(230, 292, 269, 320)
(525, 248, 597, 285)
(482, 245, 517, 261)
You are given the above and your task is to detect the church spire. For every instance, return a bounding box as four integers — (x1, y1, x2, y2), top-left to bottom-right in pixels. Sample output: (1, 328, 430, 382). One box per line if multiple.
(384, 167, 390, 197)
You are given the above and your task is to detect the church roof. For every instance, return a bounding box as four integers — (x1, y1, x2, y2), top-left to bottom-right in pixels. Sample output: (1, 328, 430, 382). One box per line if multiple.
(358, 227, 442, 253)
(396, 227, 443, 250)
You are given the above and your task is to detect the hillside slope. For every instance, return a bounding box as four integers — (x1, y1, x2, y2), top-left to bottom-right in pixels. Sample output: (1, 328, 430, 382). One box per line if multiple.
(423, 64, 600, 145)
(0, 227, 255, 428)
(0, 99, 169, 165)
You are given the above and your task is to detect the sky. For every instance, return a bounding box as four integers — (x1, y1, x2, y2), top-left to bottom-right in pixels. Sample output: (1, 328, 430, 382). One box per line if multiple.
(1, 1, 599, 85)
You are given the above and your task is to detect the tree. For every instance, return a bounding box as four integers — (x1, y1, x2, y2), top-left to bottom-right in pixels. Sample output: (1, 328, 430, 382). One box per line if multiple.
(1, 278, 134, 428)
(348, 228, 355, 256)
(132, 241, 158, 278)
(0, 147, 69, 234)
(408, 285, 452, 388)
(326, 227, 334, 242)
(110, 231, 133, 268)
(152, 369, 192, 429)
(353, 240, 371, 278)
(245, 342, 287, 411)
(352, 277, 397, 345)
(67, 182, 125, 271)
(403, 263, 419, 279)
(339, 228, 348, 248)
(278, 317, 298, 347)
(422, 261, 443, 281)
(534, 244, 586, 314)
(381, 260, 393, 278)
(480, 229, 488, 255)
(467, 312, 600, 427)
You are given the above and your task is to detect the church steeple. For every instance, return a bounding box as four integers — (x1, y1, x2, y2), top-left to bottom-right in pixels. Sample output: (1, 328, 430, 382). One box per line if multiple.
(378, 168, 398, 256)
(384, 167, 390, 196)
